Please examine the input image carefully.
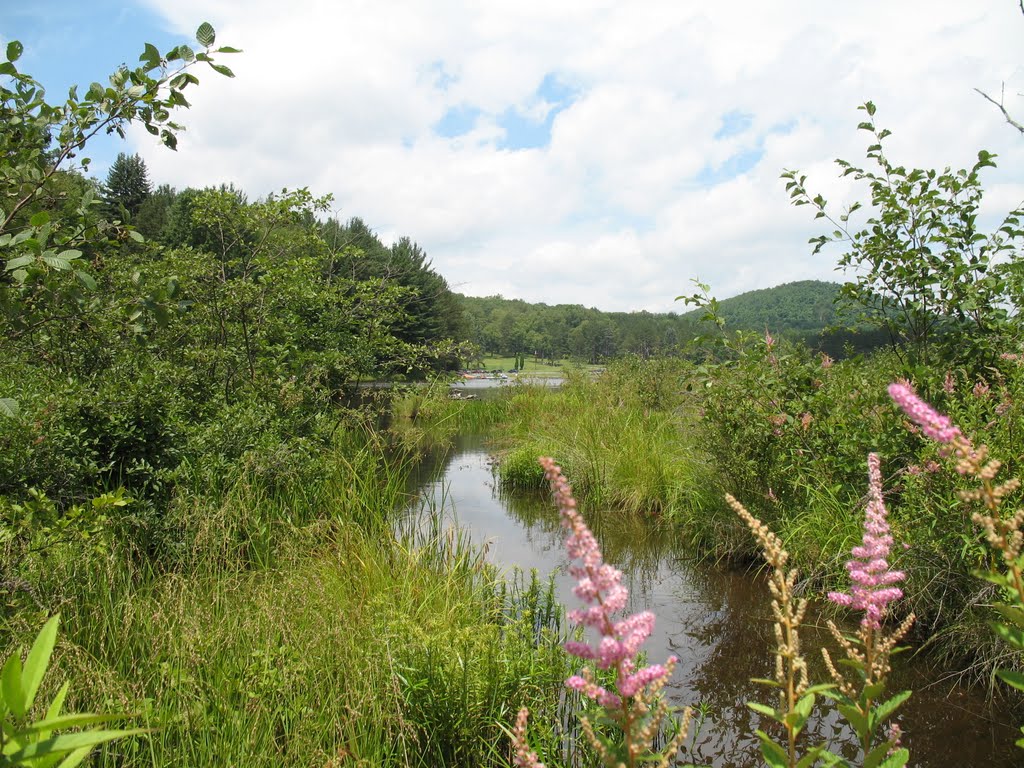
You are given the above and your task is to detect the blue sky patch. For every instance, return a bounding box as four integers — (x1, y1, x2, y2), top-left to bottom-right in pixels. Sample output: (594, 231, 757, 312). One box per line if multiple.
(714, 110, 754, 139)
(434, 104, 482, 138)
(496, 73, 576, 150)
(696, 145, 765, 185)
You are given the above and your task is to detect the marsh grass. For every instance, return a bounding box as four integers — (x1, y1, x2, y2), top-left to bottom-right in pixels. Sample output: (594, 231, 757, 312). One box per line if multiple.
(2, 425, 574, 767)
(492, 364, 718, 524)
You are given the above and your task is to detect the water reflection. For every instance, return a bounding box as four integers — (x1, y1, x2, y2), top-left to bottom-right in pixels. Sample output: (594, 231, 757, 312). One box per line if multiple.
(401, 435, 1021, 767)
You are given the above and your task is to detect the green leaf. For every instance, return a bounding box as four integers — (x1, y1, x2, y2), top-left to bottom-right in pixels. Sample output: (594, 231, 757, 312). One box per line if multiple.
(837, 703, 868, 735)
(210, 63, 235, 78)
(864, 740, 892, 768)
(5, 255, 35, 271)
(747, 701, 779, 719)
(41, 254, 72, 271)
(877, 748, 909, 768)
(128, 229, 145, 243)
(22, 616, 59, 714)
(0, 399, 19, 419)
(6, 729, 146, 762)
(871, 689, 911, 727)
(17, 712, 128, 736)
(139, 42, 161, 68)
(29, 211, 50, 228)
(56, 746, 93, 768)
(2, 650, 26, 719)
(995, 668, 1024, 692)
(196, 22, 216, 47)
(215, 46, 242, 54)
(74, 271, 97, 291)
(45, 682, 70, 723)
(6, 40, 23, 62)
(755, 731, 789, 768)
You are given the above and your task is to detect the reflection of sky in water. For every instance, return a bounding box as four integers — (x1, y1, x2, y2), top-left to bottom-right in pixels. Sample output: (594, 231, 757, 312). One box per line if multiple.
(401, 436, 1021, 767)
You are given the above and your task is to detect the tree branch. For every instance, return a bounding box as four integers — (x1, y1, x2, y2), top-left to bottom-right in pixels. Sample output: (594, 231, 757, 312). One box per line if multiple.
(975, 85, 1024, 135)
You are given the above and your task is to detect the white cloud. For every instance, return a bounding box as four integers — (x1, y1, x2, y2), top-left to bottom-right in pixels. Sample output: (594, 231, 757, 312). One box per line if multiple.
(122, 0, 1024, 312)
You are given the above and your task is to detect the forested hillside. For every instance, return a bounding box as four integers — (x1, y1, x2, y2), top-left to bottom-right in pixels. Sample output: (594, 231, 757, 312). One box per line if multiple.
(459, 280, 885, 363)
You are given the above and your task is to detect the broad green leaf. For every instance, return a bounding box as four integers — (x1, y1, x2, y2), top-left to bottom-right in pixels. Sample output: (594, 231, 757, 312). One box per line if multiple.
(991, 603, 1024, 629)
(2, 651, 26, 719)
(995, 668, 1024, 692)
(22, 615, 59, 713)
(215, 46, 242, 53)
(0, 399, 18, 419)
(755, 731, 789, 768)
(837, 703, 868, 735)
(139, 43, 161, 69)
(196, 22, 216, 47)
(6, 41, 23, 62)
(29, 211, 50, 227)
(5, 254, 35, 271)
(74, 271, 97, 290)
(210, 63, 235, 78)
(41, 254, 72, 271)
(128, 230, 145, 243)
(865, 740, 893, 768)
(871, 690, 911, 727)
(746, 701, 779, 719)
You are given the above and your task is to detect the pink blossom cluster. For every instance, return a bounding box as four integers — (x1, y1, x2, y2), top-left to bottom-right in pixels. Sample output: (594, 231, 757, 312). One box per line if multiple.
(887, 382, 962, 444)
(828, 453, 906, 630)
(539, 457, 677, 709)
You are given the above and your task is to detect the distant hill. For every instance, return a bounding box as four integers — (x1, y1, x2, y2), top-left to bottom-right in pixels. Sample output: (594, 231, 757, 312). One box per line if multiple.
(683, 280, 844, 332)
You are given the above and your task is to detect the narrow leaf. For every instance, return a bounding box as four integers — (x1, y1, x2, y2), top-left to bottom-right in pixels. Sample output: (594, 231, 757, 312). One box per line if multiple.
(22, 615, 59, 713)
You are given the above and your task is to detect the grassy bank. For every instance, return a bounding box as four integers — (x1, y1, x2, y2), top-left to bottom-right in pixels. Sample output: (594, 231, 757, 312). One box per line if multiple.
(2, 426, 573, 767)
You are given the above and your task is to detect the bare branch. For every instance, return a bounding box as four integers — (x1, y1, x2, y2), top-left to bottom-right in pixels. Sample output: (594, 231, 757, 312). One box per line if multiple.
(975, 84, 1024, 135)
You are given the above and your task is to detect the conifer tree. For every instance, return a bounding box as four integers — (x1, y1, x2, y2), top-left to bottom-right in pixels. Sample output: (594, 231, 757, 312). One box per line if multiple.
(103, 152, 152, 218)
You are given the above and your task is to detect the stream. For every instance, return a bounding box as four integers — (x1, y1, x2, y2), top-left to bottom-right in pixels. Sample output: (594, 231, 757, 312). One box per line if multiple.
(402, 431, 1022, 767)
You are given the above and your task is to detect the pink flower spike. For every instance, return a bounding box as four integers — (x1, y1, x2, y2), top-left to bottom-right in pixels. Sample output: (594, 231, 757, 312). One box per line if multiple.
(828, 453, 906, 630)
(539, 457, 677, 708)
(888, 383, 962, 444)
(511, 708, 546, 768)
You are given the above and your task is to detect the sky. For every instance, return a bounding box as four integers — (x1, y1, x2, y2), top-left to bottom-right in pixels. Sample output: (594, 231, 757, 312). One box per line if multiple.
(3, 0, 1024, 312)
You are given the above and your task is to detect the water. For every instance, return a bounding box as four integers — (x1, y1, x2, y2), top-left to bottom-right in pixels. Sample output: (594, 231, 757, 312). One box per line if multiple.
(402, 434, 1023, 767)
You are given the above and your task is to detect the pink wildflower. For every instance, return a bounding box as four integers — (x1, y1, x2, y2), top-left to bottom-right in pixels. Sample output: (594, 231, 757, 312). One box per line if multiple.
(539, 457, 677, 709)
(973, 380, 990, 398)
(828, 453, 906, 630)
(820, 353, 834, 370)
(887, 382, 962, 444)
(511, 708, 546, 768)
(942, 371, 956, 394)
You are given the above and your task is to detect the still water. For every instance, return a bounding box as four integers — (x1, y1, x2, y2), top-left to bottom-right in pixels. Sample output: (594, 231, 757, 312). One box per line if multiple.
(403, 434, 1021, 767)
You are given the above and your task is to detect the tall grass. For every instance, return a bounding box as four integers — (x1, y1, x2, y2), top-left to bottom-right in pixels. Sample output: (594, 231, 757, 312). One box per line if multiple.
(492, 361, 718, 525)
(2, 424, 573, 767)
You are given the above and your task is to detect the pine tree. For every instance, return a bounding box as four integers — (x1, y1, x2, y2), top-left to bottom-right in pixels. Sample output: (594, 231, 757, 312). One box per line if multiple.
(102, 152, 152, 218)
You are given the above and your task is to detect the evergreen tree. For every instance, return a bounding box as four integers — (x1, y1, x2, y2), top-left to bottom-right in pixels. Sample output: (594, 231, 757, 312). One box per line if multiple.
(102, 152, 152, 218)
